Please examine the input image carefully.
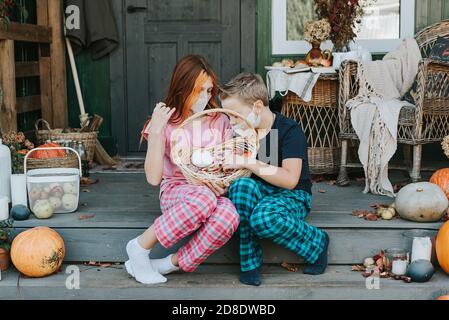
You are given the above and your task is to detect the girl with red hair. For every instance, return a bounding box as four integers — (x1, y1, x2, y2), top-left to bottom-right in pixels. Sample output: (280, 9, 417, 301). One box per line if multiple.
(125, 55, 239, 284)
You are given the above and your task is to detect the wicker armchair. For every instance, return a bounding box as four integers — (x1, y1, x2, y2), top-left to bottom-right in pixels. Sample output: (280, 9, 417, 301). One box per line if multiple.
(337, 20, 449, 185)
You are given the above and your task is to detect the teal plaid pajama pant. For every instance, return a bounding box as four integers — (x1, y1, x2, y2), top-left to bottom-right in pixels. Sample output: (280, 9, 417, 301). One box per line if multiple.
(228, 177, 326, 272)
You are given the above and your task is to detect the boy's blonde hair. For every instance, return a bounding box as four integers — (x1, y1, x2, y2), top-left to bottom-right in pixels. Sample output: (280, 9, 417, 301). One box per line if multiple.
(219, 72, 269, 106)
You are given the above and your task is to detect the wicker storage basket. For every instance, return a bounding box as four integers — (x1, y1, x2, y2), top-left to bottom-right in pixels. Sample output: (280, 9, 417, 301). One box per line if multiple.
(281, 75, 340, 174)
(35, 119, 97, 163)
(170, 109, 259, 187)
(26, 152, 80, 171)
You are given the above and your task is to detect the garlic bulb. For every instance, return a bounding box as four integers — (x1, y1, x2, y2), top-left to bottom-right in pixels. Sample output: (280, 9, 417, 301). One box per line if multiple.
(191, 149, 214, 168)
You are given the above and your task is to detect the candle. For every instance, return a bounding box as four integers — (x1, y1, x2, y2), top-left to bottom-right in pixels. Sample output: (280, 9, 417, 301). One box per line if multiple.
(411, 237, 432, 262)
(0, 196, 8, 221)
(10, 174, 28, 207)
(392, 259, 408, 276)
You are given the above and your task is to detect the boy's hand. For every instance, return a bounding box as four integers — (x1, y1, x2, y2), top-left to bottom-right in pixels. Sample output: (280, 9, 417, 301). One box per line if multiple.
(223, 154, 252, 171)
(203, 180, 229, 197)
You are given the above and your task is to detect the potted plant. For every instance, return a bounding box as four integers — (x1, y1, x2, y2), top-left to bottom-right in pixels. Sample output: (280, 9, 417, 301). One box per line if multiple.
(0, 0, 28, 29)
(0, 219, 13, 271)
(303, 18, 332, 66)
(0, 0, 16, 28)
(2, 131, 34, 174)
(314, 0, 376, 52)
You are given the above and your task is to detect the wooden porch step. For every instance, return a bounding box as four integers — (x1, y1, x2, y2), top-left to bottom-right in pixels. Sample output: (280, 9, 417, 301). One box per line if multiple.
(12, 173, 442, 264)
(0, 264, 448, 300)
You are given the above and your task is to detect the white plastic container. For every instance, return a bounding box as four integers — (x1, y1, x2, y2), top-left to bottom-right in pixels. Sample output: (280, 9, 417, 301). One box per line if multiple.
(25, 147, 81, 215)
(0, 139, 12, 203)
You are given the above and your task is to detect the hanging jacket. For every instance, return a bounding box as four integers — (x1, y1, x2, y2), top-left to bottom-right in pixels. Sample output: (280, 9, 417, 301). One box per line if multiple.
(65, 0, 119, 60)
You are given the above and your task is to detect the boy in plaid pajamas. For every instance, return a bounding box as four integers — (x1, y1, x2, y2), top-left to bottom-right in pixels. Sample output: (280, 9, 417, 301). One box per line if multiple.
(220, 73, 330, 286)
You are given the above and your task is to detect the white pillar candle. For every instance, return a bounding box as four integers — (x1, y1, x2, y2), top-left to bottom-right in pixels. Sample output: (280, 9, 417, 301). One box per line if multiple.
(411, 237, 432, 262)
(10, 174, 28, 207)
(392, 260, 408, 276)
(0, 196, 8, 221)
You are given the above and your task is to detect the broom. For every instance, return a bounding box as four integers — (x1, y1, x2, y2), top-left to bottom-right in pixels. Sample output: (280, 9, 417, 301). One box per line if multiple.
(65, 36, 117, 166)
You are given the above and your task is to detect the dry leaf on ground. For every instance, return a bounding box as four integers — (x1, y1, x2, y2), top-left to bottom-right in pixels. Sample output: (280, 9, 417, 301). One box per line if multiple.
(84, 261, 112, 268)
(79, 214, 95, 220)
(281, 261, 298, 272)
(351, 265, 365, 272)
(80, 177, 99, 186)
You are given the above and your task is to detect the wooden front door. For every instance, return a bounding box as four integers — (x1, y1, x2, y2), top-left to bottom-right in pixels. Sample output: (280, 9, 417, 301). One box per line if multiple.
(124, 0, 250, 154)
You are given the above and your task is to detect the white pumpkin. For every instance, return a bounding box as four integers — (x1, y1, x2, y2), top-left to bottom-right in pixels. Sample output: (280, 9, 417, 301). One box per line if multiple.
(395, 182, 449, 222)
(62, 194, 78, 211)
(32, 200, 54, 219)
(49, 196, 62, 210)
(63, 182, 77, 194)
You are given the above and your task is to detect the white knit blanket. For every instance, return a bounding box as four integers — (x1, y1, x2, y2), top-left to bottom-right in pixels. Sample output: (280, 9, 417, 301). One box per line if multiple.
(266, 70, 320, 102)
(347, 38, 422, 197)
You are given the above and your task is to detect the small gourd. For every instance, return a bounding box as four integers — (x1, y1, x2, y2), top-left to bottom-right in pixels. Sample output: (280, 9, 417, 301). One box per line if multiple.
(62, 194, 78, 211)
(49, 197, 62, 210)
(407, 259, 435, 283)
(32, 199, 54, 219)
(10, 205, 31, 221)
(63, 182, 77, 194)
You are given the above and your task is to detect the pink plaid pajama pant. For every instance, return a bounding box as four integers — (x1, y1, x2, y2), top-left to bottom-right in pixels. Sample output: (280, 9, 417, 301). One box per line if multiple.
(154, 182, 240, 272)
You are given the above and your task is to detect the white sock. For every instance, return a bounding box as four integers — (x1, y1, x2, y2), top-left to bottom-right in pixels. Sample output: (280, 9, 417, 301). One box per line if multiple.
(125, 254, 180, 276)
(125, 237, 167, 284)
(151, 254, 180, 275)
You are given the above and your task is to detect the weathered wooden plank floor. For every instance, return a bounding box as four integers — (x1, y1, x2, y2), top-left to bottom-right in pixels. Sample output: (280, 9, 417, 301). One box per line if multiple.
(1, 264, 448, 300)
(14, 173, 441, 230)
(10, 173, 444, 264)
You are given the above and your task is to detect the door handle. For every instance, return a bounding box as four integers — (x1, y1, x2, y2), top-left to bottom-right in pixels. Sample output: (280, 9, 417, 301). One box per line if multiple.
(127, 5, 147, 13)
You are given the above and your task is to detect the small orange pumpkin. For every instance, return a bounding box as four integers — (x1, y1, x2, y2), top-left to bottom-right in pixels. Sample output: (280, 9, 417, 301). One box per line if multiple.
(437, 295, 449, 300)
(430, 168, 449, 200)
(11, 227, 65, 278)
(29, 142, 66, 159)
(436, 221, 449, 275)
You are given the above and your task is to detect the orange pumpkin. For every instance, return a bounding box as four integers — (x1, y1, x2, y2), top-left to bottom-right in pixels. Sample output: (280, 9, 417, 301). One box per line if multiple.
(29, 142, 66, 159)
(11, 227, 65, 278)
(430, 169, 449, 200)
(436, 221, 449, 275)
(437, 295, 449, 300)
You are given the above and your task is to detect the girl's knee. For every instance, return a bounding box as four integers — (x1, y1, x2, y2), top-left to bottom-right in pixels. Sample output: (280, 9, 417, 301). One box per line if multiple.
(214, 206, 240, 235)
(185, 186, 217, 214)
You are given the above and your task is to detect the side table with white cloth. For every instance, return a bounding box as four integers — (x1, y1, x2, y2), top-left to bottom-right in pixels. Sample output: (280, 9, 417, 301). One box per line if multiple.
(267, 70, 340, 174)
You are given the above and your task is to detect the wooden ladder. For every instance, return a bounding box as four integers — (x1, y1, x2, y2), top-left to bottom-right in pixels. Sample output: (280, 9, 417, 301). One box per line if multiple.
(0, 0, 67, 133)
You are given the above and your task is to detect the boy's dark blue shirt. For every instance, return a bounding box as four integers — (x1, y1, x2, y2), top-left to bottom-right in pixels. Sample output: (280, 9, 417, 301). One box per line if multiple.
(253, 111, 312, 194)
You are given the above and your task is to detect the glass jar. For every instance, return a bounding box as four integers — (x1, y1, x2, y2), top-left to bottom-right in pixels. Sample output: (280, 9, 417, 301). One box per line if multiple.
(385, 248, 409, 276)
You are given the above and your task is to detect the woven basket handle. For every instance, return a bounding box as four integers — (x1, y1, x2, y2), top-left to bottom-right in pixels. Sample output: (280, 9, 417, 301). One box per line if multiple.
(177, 108, 255, 131)
(24, 147, 82, 176)
(35, 118, 53, 132)
(171, 108, 259, 150)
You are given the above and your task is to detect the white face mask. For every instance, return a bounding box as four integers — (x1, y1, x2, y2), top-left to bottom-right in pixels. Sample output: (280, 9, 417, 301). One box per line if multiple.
(247, 106, 262, 128)
(191, 92, 210, 113)
(232, 105, 261, 136)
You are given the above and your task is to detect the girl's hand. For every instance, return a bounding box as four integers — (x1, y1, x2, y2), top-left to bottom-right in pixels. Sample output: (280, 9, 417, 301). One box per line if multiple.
(147, 103, 176, 134)
(203, 180, 229, 197)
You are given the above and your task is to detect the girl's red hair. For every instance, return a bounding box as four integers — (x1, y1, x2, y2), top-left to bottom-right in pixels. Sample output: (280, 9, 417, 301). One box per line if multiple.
(141, 55, 218, 144)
